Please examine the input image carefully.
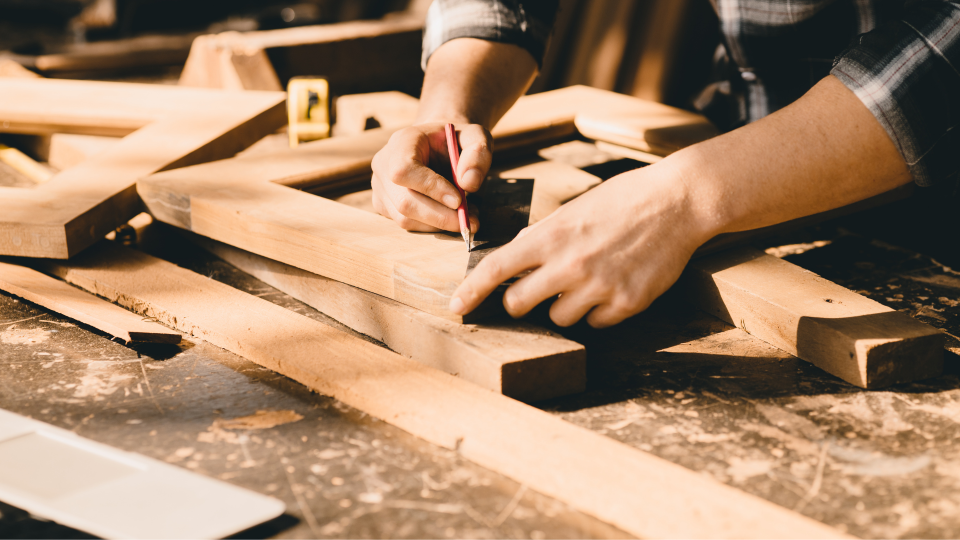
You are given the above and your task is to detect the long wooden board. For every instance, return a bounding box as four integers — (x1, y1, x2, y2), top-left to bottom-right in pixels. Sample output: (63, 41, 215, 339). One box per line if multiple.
(0, 260, 179, 344)
(0, 78, 286, 259)
(34, 241, 845, 539)
(684, 247, 943, 388)
(192, 235, 585, 403)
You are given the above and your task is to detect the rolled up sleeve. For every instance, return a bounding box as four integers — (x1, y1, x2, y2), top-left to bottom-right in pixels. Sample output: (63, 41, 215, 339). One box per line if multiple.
(831, 1, 960, 187)
(422, 0, 560, 70)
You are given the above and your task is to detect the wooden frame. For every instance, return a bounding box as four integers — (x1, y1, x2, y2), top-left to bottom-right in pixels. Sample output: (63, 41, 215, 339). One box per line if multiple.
(0, 78, 286, 259)
(138, 85, 941, 387)
(139, 86, 715, 321)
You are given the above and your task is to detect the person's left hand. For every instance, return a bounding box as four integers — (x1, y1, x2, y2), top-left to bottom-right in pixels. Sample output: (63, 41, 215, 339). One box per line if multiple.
(447, 162, 716, 328)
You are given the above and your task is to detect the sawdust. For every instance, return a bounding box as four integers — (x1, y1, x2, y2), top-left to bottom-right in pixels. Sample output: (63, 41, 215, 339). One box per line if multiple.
(71, 360, 135, 400)
(1, 326, 50, 345)
(726, 457, 774, 482)
(216, 409, 304, 430)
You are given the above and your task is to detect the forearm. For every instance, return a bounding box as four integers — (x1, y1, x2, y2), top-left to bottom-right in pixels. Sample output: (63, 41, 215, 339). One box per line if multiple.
(416, 38, 539, 128)
(670, 75, 912, 242)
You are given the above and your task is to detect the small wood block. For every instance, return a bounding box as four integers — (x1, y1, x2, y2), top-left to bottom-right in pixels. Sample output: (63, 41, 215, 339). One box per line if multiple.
(683, 247, 943, 388)
(195, 235, 586, 402)
(0, 259, 180, 344)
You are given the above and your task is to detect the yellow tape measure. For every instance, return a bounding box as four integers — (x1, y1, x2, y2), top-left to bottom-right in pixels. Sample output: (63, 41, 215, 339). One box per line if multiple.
(286, 77, 330, 148)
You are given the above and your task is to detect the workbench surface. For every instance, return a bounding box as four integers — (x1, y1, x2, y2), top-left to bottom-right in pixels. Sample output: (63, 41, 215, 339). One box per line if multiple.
(2, 193, 959, 539)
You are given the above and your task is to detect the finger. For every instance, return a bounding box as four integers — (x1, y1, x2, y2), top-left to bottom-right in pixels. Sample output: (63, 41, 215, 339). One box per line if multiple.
(586, 302, 639, 329)
(449, 238, 543, 316)
(372, 174, 444, 233)
(501, 266, 571, 319)
(391, 184, 463, 232)
(548, 287, 604, 327)
(456, 125, 493, 192)
(387, 130, 464, 209)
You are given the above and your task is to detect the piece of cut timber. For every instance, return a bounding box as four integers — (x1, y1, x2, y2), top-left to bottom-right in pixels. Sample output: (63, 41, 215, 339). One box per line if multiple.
(0, 78, 286, 259)
(35, 242, 845, 540)
(575, 103, 719, 156)
(0, 260, 179, 344)
(179, 17, 424, 95)
(683, 247, 943, 388)
(193, 235, 585, 402)
(29, 34, 197, 73)
(0, 144, 54, 184)
(332, 91, 420, 137)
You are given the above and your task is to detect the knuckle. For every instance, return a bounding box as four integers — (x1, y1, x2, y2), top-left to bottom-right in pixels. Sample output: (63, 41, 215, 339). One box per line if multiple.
(481, 256, 505, 281)
(395, 216, 416, 230)
(395, 194, 416, 215)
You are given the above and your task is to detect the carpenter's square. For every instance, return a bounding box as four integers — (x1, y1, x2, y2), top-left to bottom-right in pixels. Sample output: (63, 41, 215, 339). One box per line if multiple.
(465, 176, 535, 279)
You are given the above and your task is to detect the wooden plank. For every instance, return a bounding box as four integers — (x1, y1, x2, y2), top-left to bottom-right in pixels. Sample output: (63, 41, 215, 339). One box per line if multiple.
(193, 234, 586, 403)
(332, 91, 420, 137)
(0, 259, 179, 344)
(179, 17, 424, 94)
(683, 247, 943, 388)
(0, 144, 54, 184)
(0, 78, 286, 259)
(24, 34, 196, 73)
(35, 242, 845, 540)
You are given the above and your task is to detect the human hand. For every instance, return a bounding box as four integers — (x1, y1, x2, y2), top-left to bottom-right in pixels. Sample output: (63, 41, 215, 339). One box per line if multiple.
(371, 123, 491, 232)
(447, 162, 715, 328)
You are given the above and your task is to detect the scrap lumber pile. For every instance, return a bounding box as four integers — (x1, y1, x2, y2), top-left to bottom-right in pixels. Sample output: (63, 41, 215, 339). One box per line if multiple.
(0, 75, 944, 539)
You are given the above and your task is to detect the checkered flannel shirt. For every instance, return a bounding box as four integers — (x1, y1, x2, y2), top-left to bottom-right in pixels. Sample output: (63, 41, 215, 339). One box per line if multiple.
(422, 0, 960, 187)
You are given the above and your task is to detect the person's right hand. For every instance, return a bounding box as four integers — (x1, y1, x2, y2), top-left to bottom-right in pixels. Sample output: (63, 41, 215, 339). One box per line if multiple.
(371, 123, 492, 232)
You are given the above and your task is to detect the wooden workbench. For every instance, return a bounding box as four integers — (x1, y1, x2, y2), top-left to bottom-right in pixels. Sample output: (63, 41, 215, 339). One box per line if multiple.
(2, 182, 959, 538)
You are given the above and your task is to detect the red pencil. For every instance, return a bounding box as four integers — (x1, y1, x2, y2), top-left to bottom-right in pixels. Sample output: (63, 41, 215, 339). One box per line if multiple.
(444, 123, 471, 250)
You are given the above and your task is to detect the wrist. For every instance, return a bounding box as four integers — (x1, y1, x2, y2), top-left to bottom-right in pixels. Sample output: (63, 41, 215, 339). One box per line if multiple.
(656, 145, 733, 247)
(415, 104, 487, 127)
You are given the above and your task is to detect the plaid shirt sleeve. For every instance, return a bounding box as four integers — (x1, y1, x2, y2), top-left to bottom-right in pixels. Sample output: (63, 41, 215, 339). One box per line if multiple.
(421, 0, 560, 70)
(831, 2, 960, 187)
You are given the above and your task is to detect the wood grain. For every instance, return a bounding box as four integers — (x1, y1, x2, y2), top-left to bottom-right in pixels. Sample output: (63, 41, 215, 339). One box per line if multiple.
(0, 259, 179, 344)
(36, 242, 846, 540)
(684, 247, 943, 388)
(195, 235, 586, 403)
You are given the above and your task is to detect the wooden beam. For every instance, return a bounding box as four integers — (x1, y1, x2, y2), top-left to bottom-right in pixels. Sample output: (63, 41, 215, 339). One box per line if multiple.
(192, 234, 585, 403)
(684, 247, 943, 388)
(34, 241, 845, 540)
(0, 78, 286, 259)
(0, 259, 179, 344)
(15, 34, 196, 74)
(179, 17, 424, 94)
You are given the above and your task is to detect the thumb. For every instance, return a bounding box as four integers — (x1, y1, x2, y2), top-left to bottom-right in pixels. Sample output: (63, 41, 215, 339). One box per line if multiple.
(456, 124, 493, 193)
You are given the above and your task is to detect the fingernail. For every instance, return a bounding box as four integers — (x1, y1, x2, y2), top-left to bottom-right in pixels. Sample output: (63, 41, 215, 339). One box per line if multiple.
(462, 169, 482, 190)
(449, 297, 466, 315)
(442, 194, 460, 209)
